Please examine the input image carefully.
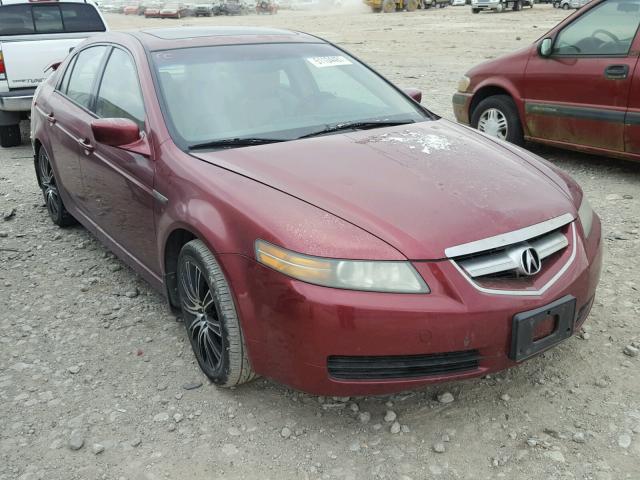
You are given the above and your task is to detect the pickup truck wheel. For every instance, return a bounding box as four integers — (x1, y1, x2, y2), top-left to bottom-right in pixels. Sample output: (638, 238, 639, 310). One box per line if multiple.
(471, 95, 524, 146)
(0, 124, 21, 148)
(36, 147, 76, 227)
(495, 2, 504, 11)
(178, 239, 256, 387)
(472, 7, 480, 12)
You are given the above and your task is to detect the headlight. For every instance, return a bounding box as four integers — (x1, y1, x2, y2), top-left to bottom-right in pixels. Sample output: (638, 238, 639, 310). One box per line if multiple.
(457, 75, 471, 93)
(578, 196, 594, 237)
(255, 240, 429, 293)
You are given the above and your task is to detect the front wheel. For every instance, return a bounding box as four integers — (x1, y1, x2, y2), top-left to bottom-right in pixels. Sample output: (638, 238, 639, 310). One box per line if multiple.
(178, 240, 256, 387)
(471, 95, 524, 146)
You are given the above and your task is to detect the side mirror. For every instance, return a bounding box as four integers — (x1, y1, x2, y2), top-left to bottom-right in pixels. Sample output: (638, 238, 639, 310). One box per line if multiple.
(539, 38, 553, 58)
(403, 88, 422, 103)
(91, 118, 141, 148)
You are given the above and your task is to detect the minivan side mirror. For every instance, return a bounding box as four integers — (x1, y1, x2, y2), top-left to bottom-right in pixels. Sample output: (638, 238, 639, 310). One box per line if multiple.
(539, 38, 553, 58)
(91, 118, 141, 148)
(403, 88, 422, 103)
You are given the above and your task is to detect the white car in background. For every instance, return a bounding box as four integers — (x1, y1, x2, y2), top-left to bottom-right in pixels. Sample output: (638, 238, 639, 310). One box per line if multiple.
(451, 0, 466, 5)
(0, 0, 107, 147)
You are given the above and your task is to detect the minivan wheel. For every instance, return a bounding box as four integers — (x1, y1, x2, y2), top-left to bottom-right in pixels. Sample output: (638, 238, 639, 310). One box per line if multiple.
(471, 95, 524, 146)
(177, 239, 256, 387)
(36, 147, 76, 227)
(0, 124, 21, 148)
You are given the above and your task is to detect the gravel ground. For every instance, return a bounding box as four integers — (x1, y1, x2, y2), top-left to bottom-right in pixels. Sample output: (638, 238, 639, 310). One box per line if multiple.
(1, 5, 640, 480)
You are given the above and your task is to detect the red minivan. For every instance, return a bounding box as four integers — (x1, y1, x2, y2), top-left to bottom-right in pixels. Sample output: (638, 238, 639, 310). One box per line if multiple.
(453, 0, 640, 162)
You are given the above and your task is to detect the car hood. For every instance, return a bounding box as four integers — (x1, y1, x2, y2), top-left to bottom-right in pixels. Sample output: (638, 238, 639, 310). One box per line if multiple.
(192, 120, 575, 260)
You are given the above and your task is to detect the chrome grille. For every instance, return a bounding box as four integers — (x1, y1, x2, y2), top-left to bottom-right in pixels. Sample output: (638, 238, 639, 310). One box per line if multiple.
(457, 229, 568, 279)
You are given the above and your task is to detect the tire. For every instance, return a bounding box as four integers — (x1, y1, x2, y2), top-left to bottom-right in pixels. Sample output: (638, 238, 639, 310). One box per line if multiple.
(406, 0, 419, 10)
(178, 239, 256, 387)
(513, 0, 522, 9)
(0, 124, 21, 148)
(472, 7, 480, 12)
(471, 95, 524, 146)
(562, 2, 569, 8)
(36, 147, 76, 227)
(495, 1, 504, 11)
(382, 0, 396, 12)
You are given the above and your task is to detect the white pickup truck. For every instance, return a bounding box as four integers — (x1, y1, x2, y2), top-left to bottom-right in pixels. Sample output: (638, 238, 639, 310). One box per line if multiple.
(0, 0, 107, 147)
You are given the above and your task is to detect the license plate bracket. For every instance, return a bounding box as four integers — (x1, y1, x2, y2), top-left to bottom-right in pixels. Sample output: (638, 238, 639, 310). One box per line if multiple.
(509, 295, 576, 362)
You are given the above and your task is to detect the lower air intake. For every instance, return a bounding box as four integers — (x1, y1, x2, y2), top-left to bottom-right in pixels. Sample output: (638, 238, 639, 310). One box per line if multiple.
(327, 350, 481, 380)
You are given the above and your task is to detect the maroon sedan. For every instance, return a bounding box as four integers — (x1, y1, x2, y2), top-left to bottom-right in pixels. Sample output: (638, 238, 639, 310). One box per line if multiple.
(453, 0, 640, 162)
(31, 27, 602, 395)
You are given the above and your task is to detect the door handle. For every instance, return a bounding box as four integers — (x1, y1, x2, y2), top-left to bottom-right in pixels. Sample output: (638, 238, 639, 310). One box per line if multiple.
(78, 138, 94, 154)
(47, 113, 56, 125)
(605, 64, 629, 80)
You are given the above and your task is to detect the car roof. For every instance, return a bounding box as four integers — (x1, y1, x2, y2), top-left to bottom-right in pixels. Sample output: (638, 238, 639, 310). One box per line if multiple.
(127, 27, 323, 51)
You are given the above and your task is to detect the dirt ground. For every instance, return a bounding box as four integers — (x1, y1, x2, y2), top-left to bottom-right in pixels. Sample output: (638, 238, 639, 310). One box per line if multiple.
(2, 5, 640, 480)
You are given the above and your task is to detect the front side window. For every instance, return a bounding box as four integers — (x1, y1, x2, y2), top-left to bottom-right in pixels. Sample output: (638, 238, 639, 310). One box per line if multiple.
(65, 46, 109, 110)
(95, 49, 146, 128)
(0, 3, 105, 36)
(554, 0, 640, 56)
(152, 43, 428, 147)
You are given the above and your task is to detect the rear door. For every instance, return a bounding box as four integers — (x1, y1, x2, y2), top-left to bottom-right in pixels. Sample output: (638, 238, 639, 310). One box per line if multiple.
(523, 0, 640, 153)
(624, 21, 640, 155)
(47, 45, 109, 211)
(0, 2, 106, 90)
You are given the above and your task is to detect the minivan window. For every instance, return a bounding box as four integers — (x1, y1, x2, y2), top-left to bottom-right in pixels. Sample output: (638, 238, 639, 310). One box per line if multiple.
(554, 0, 640, 56)
(0, 3, 105, 36)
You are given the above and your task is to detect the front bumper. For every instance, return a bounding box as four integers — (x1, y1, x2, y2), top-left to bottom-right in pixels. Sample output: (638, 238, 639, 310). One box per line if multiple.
(0, 88, 36, 112)
(452, 92, 473, 125)
(220, 218, 602, 396)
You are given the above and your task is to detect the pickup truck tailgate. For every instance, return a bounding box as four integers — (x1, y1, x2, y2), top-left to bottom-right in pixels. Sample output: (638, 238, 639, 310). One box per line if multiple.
(1, 35, 85, 89)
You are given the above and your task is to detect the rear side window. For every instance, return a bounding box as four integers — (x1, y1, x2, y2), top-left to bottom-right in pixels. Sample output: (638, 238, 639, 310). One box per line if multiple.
(65, 46, 109, 109)
(0, 3, 105, 36)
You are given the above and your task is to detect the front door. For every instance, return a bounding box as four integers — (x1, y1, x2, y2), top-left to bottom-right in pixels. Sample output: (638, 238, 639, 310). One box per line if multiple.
(78, 47, 160, 277)
(523, 0, 640, 153)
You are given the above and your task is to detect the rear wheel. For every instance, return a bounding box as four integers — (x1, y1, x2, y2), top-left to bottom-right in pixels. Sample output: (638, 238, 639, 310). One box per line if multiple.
(0, 124, 21, 148)
(36, 147, 76, 227)
(471, 95, 524, 146)
(406, 0, 419, 10)
(178, 240, 256, 387)
(382, 0, 396, 12)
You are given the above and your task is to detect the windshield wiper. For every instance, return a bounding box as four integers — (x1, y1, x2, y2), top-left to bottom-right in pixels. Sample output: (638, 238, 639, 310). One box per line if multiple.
(297, 119, 416, 140)
(188, 137, 287, 150)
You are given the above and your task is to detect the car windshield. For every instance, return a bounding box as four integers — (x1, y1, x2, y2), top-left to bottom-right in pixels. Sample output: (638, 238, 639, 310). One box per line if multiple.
(152, 43, 429, 148)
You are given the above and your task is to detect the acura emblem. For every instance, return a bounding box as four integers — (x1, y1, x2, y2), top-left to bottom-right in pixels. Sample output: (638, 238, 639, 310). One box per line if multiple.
(520, 247, 542, 276)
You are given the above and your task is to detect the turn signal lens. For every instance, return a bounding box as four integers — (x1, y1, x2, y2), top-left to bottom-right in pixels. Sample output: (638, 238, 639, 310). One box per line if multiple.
(255, 240, 429, 293)
(578, 196, 594, 238)
(457, 75, 471, 93)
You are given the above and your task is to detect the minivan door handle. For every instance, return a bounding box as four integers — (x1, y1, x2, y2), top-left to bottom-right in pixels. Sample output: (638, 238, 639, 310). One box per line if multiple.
(605, 64, 629, 80)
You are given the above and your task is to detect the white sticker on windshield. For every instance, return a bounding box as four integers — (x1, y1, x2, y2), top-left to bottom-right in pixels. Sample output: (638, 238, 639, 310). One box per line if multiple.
(306, 56, 352, 68)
